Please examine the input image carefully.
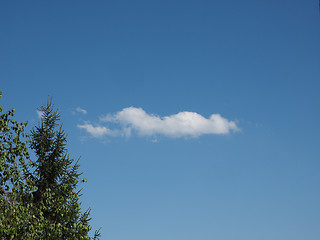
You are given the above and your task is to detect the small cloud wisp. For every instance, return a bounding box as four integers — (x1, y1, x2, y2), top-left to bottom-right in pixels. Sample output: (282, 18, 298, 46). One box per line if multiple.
(76, 107, 87, 115)
(37, 110, 43, 119)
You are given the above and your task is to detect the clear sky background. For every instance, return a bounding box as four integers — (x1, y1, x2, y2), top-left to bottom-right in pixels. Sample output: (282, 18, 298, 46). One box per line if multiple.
(1, 0, 320, 239)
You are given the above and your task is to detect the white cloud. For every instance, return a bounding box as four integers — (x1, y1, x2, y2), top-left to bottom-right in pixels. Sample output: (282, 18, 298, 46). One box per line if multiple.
(36, 110, 43, 119)
(76, 107, 87, 115)
(100, 107, 239, 138)
(77, 123, 114, 138)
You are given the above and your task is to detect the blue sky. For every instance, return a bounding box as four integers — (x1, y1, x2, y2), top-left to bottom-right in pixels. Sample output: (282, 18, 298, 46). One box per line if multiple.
(1, 0, 320, 239)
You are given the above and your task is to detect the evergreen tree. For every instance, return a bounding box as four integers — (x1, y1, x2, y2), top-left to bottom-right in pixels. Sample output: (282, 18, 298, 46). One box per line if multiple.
(28, 99, 101, 239)
(0, 94, 100, 239)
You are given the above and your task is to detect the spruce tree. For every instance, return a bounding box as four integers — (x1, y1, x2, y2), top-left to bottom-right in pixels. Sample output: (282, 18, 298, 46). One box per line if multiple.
(28, 99, 100, 239)
(0, 94, 100, 239)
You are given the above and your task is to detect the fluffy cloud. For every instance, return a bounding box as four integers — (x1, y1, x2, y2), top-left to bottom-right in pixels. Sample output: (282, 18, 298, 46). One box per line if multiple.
(77, 123, 113, 138)
(76, 107, 87, 115)
(100, 107, 239, 138)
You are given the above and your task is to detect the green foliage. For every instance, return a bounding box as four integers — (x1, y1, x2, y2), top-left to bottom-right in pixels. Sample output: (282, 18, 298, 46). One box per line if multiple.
(0, 93, 101, 239)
